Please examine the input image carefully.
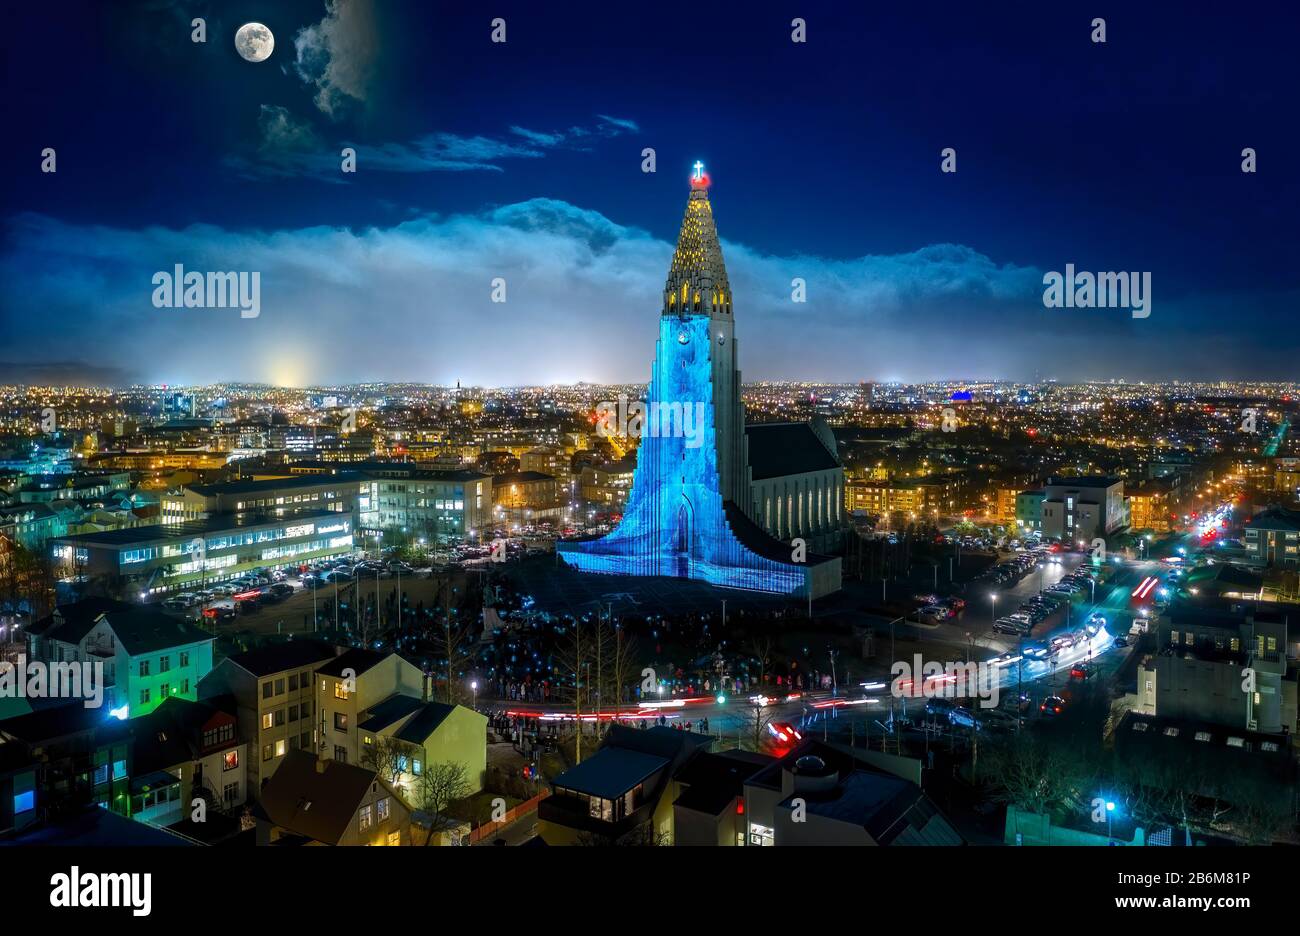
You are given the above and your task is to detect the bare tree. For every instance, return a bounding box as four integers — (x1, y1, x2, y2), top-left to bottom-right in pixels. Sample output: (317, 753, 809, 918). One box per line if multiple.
(750, 636, 773, 689)
(359, 735, 408, 786)
(435, 614, 474, 705)
(413, 761, 472, 846)
(735, 699, 777, 753)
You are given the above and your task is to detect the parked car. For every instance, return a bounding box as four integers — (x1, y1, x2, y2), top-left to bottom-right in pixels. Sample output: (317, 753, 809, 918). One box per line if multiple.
(1039, 695, 1066, 716)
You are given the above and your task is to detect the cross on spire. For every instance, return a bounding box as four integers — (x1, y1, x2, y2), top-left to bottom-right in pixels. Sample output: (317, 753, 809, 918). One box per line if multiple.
(693, 160, 705, 181)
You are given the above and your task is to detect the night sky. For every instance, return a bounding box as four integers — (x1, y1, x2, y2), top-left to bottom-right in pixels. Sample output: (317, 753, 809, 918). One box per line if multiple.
(2, 0, 1297, 387)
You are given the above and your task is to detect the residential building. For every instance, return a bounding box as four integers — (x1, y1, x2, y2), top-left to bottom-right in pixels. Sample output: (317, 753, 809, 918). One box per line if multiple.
(1136, 609, 1297, 737)
(538, 725, 711, 845)
(25, 599, 214, 717)
(1015, 489, 1044, 532)
(1040, 476, 1125, 544)
(256, 750, 411, 846)
(197, 639, 338, 797)
(113, 696, 247, 825)
(358, 696, 488, 796)
(1244, 506, 1300, 568)
(742, 740, 962, 846)
(315, 649, 424, 766)
(672, 749, 773, 846)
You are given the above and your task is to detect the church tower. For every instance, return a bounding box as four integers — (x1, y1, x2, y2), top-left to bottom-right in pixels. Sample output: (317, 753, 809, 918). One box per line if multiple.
(661, 162, 746, 506)
(557, 165, 840, 599)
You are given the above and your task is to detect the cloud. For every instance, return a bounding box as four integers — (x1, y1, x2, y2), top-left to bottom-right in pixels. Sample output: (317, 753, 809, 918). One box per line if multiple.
(3, 200, 1292, 387)
(294, 0, 379, 119)
(596, 115, 640, 133)
(234, 112, 640, 181)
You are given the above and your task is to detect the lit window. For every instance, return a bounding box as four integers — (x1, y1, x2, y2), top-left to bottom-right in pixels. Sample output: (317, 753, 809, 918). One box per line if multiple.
(359, 805, 372, 831)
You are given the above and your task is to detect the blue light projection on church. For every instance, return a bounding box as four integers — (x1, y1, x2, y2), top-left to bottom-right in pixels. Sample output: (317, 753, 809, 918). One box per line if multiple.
(558, 167, 812, 595)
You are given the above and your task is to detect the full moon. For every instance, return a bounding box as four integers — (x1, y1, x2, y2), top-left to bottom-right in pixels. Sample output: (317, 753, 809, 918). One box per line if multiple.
(235, 22, 274, 63)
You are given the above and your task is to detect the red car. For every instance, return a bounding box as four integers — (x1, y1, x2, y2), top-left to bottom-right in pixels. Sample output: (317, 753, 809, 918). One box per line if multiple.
(767, 722, 803, 744)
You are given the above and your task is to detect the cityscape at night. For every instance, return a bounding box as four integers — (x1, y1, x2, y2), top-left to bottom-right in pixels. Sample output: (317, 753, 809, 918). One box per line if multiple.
(1, 0, 1297, 911)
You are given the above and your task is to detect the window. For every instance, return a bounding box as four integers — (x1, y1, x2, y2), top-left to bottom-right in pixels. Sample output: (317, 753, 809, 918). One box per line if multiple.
(377, 797, 390, 821)
(160, 683, 169, 698)
(139, 660, 150, 677)
(181, 679, 189, 695)
(159, 655, 170, 673)
(412, 758, 422, 776)
(13, 791, 34, 814)
(334, 682, 350, 700)
(359, 805, 372, 831)
(386, 831, 400, 846)
(302, 671, 311, 689)
(275, 739, 287, 757)
(1261, 741, 1280, 752)
(289, 674, 298, 692)
(275, 709, 286, 727)
(334, 745, 348, 763)
(334, 712, 348, 732)
(289, 704, 299, 722)
(1131, 722, 1149, 732)
(223, 750, 239, 770)
(1162, 727, 1179, 737)
(362, 734, 372, 746)
(140, 688, 151, 705)
(262, 744, 274, 761)
(1226, 737, 1245, 748)
(263, 682, 273, 700)
(223, 783, 239, 805)
(262, 713, 274, 730)
(275, 678, 285, 695)
(180, 651, 189, 667)
(1194, 731, 1211, 742)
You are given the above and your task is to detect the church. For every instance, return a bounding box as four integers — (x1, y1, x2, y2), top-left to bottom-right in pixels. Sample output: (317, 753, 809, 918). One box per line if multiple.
(559, 165, 843, 599)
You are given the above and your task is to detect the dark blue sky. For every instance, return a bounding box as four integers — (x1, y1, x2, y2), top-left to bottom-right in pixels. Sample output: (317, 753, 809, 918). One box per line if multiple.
(2, 0, 1297, 386)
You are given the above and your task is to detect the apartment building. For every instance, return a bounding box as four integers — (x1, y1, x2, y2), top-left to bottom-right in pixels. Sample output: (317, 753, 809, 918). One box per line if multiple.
(198, 639, 338, 797)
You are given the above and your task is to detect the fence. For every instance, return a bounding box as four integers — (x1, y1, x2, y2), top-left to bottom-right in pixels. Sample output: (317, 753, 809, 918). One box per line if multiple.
(467, 791, 547, 844)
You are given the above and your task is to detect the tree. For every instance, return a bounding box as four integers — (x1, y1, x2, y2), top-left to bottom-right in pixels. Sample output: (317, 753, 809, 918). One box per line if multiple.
(413, 761, 472, 846)
(359, 735, 408, 786)
(435, 612, 474, 705)
(735, 699, 776, 753)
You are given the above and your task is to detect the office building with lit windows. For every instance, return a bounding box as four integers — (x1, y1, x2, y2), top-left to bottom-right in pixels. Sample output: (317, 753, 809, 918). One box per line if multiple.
(51, 509, 355, 595)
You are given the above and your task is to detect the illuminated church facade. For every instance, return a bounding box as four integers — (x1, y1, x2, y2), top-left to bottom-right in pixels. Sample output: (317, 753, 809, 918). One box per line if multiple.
(558, 166, 843, 599)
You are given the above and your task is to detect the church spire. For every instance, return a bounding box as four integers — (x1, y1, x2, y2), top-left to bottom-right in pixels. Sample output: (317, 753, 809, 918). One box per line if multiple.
(663, 162, 731, 318)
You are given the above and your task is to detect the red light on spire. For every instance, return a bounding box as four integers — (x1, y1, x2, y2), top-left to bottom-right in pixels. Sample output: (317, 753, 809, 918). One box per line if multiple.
(690, 160, 710, 189)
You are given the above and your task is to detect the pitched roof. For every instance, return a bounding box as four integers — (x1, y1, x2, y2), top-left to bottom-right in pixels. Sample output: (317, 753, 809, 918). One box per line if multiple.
(28, 597, 134, 640)
(106, 609, 214, 656)
(357, 694, 426, 732)
(227, 639, 338, 677)
(745, 423, 839, 480)
(258, 750, 383, 845)
(393, 701, 461, 744)
(316, 647, 389, 679)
